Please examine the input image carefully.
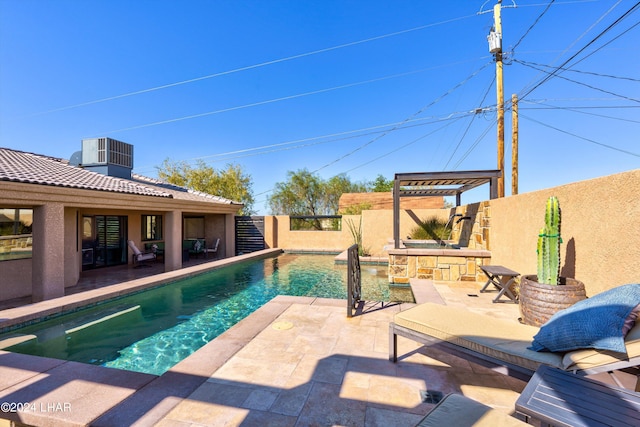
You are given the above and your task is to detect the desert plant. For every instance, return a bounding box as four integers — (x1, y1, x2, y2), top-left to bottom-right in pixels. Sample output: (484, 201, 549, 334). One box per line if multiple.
(409, 216, 451, 241)
(537, 196, 562, 285)
(345, 218, 369, 256)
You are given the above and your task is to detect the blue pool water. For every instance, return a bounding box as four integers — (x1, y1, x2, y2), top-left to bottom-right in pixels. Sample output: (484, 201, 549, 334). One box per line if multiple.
(1, 254, 394, 375)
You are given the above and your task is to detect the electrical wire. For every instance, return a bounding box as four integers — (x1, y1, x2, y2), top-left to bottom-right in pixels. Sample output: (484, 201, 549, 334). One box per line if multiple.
(443, 75, 496, 169)
(95, 60, 482, 136)
(521, 101, 640, 123)
(310, 61, 493, 174)
(516, 59, 640, 82)
(11, 14, 478, 121)
(344, 115, 470, 174)
(519, 1, 639, 100)
(511, 0, 556, 53)
(515, 59, 640, 103)
(520, 113, 640, 157)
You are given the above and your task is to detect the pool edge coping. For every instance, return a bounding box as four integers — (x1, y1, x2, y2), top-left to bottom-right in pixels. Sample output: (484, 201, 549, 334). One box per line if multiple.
(0, 249, 283, 333)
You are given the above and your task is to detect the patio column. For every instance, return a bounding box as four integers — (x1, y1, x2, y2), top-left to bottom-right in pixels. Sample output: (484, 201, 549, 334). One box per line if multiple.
(164, 210, 182, 271)
(224, 213, 235, 257)
(393, 176, 400, 249)
(32, 203, 65, 301)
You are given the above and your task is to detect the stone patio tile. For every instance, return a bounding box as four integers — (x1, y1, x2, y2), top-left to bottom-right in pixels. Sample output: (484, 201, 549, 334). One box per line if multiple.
(296, 382, 367, 427)
(285, 333, 338, 356)
(310, 355, 348, 384)
(0, 361, 154, 427)
(160, 380, 254, 425)
(364, 406, 425, 427)
(232, 409, 297, 427)
(242, 387, 279, 411)
(269, 381, 312, 417)
(0, 351, 66, 391)
(210, 356, 298, 388)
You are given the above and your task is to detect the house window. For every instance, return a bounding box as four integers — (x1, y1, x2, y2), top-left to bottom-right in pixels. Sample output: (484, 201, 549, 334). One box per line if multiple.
(184, 217, 204, 239)
(0, 208, 33, 261)
(142, 215, 163, 241)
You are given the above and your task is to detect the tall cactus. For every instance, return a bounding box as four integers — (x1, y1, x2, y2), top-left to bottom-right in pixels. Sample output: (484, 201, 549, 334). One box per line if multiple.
(537, 196, 562, 285)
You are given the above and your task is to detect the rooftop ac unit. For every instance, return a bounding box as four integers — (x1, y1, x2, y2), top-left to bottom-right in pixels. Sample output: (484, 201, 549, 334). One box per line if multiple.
(81, 137, 134, 179)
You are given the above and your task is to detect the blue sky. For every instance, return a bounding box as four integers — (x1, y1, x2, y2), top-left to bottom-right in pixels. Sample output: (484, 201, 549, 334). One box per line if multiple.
(1, 0, 638, 214)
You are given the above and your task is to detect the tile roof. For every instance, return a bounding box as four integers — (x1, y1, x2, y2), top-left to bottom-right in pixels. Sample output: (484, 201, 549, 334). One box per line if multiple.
(0, 147, 239, 206)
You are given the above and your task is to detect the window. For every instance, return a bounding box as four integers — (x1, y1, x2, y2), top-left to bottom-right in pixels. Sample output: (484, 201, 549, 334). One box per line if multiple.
(142, 215, 163, 241)
(184, 217, 204, 239)
(0, 208, 33, 261)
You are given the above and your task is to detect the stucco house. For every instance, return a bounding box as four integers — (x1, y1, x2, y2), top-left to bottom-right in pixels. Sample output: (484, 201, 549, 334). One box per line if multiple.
(0, 139, 242, 304)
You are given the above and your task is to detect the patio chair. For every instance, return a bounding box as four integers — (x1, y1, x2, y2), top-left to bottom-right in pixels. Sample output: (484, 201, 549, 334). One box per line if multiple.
(127, 240, 156, 267)
(205, 238, 220, 259)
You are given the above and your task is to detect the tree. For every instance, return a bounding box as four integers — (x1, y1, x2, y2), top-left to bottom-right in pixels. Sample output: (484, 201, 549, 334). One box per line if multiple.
(268, 169, 365, 216)
(157, 159, 255, 215)
(370, 174, 394, 192)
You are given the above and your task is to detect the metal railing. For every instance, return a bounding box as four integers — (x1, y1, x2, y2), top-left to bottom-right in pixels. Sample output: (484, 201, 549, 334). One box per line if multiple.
(347, 244, 362, 317)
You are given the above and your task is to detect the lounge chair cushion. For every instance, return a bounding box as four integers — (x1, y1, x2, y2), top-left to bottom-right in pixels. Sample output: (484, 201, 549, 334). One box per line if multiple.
(416, 393, 527, 426)
(562, 320, 640, 371)
(393, 303, 564, 372)
(530, 284, 640, 354)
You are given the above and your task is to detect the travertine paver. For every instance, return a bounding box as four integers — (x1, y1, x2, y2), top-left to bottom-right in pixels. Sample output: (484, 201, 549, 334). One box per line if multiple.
(0, 280, 529, 426)
(161, 291, 526, 426)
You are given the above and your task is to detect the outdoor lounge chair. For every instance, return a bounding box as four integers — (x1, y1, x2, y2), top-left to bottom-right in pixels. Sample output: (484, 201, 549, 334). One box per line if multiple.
(205, 238, 220, 259)
(127, 240, 156, 267)
(389, 302, 640, 387)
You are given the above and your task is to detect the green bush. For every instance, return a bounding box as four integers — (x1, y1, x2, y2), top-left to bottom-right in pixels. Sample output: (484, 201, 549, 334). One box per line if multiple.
(409, 216, 451, 241)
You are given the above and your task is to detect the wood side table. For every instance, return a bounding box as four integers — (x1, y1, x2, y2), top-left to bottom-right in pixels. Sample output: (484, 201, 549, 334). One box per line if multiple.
(516, 365, 640, 427)
(479, 265, 519, 303)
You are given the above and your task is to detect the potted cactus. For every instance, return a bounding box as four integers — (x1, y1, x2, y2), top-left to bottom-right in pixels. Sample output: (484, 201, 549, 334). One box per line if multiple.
(519, 196, 586, 326)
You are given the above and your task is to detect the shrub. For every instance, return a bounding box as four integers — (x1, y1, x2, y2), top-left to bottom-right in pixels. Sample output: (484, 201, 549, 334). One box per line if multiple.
(409, 216, 451, 241)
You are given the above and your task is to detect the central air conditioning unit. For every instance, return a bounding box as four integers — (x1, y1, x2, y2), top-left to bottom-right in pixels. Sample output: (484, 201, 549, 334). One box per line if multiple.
(80, 137, 134, 179)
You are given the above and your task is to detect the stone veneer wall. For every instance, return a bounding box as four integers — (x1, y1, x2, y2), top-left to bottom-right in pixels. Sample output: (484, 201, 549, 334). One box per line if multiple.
(388, 200, 492, 284)
(449, 201, 491, 250)
(388, 250, 491, 283)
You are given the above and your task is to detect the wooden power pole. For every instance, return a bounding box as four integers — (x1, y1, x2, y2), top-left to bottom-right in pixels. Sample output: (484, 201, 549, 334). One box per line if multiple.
(512, 93, 519, 195)
(494, 1, 505, 198)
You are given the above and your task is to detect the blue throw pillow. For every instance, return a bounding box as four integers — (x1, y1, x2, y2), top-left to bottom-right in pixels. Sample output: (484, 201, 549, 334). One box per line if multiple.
(530, 284, 640, 353)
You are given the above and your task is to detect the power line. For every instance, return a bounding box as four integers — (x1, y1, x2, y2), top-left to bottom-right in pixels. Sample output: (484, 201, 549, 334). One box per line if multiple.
(11, 14, 478, 121)
(520, 113, 640, 157)
(511, 0, 556, 53)
(133, 110, 481, 174)
(521, 101, 640, 123)
(519, 1, 640, 100)
(310, 61, 493, 174)
(443, 75, 496, 169)
(344, 115, 469, 174)
(516, 59, 640, 82)
(515, 59, 640, 103)
(95, 61, 481, 136)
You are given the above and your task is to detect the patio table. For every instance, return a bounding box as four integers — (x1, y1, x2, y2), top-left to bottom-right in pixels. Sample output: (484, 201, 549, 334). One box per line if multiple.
(515, 365, 640, 427)
(479, 265, 519, 303)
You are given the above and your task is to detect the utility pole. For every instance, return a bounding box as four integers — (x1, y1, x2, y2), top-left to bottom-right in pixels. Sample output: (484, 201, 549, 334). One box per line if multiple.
(492, 0, 505, 198)
(512, 93, 518, 195)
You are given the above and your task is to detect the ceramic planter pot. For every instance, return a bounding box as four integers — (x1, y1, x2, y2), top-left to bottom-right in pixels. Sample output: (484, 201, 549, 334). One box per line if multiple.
(519, 275, 587, 327)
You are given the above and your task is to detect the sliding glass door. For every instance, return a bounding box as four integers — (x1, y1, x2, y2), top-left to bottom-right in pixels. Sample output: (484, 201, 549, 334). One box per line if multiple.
(82, 215, 128, 270)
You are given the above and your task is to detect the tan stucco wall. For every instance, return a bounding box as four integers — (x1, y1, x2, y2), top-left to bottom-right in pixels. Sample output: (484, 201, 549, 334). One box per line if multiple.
(489, 169, 640, 296)
(263, 169, 639, 297)
(265, 209, 452, 256)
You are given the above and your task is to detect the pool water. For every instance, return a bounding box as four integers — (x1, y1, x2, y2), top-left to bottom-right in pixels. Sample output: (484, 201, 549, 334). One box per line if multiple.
(1, 254, 393, 375)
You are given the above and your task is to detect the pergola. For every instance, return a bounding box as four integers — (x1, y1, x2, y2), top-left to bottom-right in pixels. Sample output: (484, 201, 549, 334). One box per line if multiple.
(393, 170, 502, 249)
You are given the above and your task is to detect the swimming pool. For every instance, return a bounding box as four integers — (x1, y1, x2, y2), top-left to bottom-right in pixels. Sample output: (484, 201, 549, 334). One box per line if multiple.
(0, 253, 394, 375)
